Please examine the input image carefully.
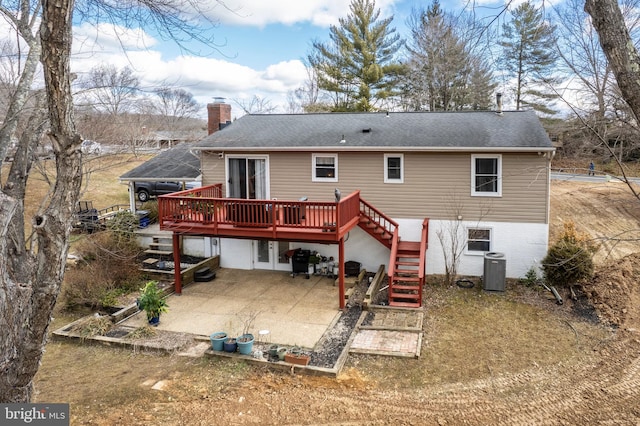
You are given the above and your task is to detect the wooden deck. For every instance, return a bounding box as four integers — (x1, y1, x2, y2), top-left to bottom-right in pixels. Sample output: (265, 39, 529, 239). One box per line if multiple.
(158, 185, 362, 243)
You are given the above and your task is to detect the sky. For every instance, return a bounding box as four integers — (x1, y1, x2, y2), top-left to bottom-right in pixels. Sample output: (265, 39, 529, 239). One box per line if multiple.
(65, 0, 506, 120)
(33, 0, 528, 121)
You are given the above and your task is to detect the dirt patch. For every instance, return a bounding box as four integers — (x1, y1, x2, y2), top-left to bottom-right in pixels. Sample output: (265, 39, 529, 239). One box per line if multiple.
(579, 253, 640, 329)
(550, 180, 640, 263)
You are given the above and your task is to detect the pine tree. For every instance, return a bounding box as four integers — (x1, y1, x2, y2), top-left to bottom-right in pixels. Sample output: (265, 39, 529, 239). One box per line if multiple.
(499, 1, 560, 114)
(308, 0, 404, 112)
(405, 1, 496, 111)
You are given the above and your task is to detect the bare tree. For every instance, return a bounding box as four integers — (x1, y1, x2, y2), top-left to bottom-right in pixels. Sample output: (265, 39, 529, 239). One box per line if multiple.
(435, 196, 490, 286)
(77, 64, 141, 115)
(585, 0, 640, 123)
(0, 0, 80, 403)
(151, 86, 201, 125)
(0, 0, 42, 166)
(287, 65, 326, 113)
(233, 95, 278, 114)
(0, 0, 226, 403)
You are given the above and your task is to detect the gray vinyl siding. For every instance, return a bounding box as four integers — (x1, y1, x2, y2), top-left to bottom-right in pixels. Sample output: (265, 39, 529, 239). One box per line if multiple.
(201, 151, 549, 224)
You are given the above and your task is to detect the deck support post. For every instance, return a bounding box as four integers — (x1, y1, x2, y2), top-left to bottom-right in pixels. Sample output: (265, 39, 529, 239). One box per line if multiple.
(338, 237, 345, 309)
(173, 233, 182, 294)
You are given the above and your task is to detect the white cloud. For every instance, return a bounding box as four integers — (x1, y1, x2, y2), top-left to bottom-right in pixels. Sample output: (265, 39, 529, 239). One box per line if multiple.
(68, 21, 308, 118)
(206, 0, 401, 27)
(73, 22, 157, 55)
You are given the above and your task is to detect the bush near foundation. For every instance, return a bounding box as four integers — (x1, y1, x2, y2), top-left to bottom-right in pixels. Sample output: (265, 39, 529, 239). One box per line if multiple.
(542, 221, 596, 288)
(60, 230, 144, 310)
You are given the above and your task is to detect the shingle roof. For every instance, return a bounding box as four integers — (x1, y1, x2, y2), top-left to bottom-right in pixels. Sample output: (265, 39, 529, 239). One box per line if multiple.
(195, 110, 553, 151)
(119, 143, 201, 181)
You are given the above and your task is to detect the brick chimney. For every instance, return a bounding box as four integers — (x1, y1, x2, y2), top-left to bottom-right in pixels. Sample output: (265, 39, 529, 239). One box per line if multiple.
(207, 98, 232, 135)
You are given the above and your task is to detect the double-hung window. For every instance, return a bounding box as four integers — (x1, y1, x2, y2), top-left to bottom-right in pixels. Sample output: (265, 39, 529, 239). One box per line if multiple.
(471, 154, 502, 196)
(467, 228, 491, 253)
(312, 154, 338, 182)
(384, 154, 404, 183)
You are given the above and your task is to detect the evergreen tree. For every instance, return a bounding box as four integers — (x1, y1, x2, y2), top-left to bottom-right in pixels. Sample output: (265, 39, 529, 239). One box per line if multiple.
(499, 1, 560, 114)
(308, 0, 404, 112)
(405, 1, 496, 111)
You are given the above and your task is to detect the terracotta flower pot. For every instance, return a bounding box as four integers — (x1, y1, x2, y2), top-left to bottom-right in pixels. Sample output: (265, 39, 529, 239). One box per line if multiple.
(284, 352, 310, 366)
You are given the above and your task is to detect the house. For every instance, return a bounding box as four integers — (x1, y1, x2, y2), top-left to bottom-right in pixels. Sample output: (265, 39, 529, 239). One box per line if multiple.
(152, 98, 554, 308)
(119, 142, 202, 210)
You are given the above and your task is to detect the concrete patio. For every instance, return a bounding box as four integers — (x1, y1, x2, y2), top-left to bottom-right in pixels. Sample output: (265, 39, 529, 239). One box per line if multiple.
(122, 268, 341, 349)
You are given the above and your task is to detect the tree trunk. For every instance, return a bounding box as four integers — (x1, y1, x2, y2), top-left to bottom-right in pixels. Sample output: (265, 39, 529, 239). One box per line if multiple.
(585, 0, 640, 121)
(0, 0, 81, 402)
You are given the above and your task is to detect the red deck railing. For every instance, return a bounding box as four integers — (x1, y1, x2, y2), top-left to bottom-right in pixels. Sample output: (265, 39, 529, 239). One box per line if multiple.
(157, 184, 361, 239)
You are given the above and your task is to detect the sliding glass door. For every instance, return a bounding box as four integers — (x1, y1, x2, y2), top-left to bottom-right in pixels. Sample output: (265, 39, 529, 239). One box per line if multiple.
(227, 157, 268, 199)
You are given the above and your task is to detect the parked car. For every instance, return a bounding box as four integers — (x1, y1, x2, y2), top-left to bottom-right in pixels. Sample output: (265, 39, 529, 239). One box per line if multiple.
(133, 181, 200, 202)
(81, 140, 102, 155)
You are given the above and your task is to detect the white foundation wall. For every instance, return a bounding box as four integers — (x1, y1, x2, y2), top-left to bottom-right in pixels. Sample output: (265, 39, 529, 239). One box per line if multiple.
(219, 238, 254, 269)
(287, 227, 391, 274)
(400, 218, 549, 279)
(268, 220, 548, 279)
(165, 220, 548, 279)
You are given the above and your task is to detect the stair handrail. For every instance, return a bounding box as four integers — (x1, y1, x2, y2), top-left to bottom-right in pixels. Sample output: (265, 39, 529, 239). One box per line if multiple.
(387, 230, 399, 286)
(359, 197, 398, 236)
(418, 219, 429, 283)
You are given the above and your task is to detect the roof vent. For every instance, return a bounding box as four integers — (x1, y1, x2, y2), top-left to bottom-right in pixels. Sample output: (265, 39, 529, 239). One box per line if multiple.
(362, 128, 372, 133)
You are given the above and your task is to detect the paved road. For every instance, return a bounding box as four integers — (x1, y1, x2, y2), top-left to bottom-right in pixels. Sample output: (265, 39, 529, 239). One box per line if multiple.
(551, 171, 640, 184)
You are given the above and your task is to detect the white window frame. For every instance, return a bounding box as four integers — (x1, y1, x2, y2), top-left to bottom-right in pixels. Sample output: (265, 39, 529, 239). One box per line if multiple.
(312, 153, 338, 182)
(384, 153, 404, 183)
(466, 227, 492, 255)
(225, 154, 270, 199)
(471, 154, 502, 197)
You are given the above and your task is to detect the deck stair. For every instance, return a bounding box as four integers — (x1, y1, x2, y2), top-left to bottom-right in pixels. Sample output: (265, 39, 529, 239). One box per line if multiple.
(388, 241, 423, 308)
(358, 199, 396, 249)
(358, 199, 428, 308)
(144, 236, 173, 257)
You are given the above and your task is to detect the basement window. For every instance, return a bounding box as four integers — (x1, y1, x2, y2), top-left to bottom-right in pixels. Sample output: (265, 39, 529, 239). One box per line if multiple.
(467, 228, 492, 253)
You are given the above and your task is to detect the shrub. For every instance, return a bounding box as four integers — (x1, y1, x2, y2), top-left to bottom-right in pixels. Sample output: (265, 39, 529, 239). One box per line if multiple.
(106, 210, 139, 243)
(542, 222, 596, 288)
(60, 230, 144, 310)
(520, 267, 539, 287)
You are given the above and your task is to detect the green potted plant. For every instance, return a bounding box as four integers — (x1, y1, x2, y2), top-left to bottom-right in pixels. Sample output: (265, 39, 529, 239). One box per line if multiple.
(137, 280, 168, 326)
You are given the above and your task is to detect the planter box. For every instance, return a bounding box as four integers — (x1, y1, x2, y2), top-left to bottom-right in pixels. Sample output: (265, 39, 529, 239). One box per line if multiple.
(285, 353, 310, 366)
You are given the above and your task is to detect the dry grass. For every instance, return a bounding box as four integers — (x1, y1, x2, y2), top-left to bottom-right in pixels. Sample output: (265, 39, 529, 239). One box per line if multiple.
(347, 280, 610, 389)
(1, 154, 152, 233)
(68, 315, 114, 338)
